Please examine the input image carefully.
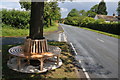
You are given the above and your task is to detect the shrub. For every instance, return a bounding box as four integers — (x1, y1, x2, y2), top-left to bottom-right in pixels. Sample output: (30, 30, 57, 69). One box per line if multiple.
(2, 9, 30, 29)
(81, 17, 95, 27)
(64, 16, 119, 35)
(64, 16, 86, 26)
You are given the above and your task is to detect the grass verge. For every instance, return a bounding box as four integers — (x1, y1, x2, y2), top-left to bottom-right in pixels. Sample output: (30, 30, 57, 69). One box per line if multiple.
(2, 41, 78, 79)
(1, 23, 59, 37)
(79, 27, 120, 39)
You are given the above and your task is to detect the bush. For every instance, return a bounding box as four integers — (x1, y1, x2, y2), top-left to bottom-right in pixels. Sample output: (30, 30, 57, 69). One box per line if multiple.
(81, 22, 119, 35)
(81, 17, 95, 27)
(64, 16, 119, 35)
(2, 9, 30, 29)
(64, 16, 86, 26)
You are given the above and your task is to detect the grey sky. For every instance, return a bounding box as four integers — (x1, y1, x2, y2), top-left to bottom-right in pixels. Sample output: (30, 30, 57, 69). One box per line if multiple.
(0, 0, 119, 18)
(59, 2, 118, 18)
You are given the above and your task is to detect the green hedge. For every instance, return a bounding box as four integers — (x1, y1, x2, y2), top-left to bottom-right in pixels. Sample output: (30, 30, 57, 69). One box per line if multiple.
(64, 16, 86, 26)
(82, 23, 119, 35)
(2, 9, 30, 29)
(64, 16, 119, 35)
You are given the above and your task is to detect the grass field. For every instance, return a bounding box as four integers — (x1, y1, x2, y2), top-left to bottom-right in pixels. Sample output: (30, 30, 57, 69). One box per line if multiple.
(1, 23, 59, 37)
(2, 42, 78, 79)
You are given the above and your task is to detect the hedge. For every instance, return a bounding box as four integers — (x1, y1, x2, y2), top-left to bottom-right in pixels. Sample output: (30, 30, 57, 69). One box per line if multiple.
(64, 16, 119, 35)
(2, 9, 30, 29)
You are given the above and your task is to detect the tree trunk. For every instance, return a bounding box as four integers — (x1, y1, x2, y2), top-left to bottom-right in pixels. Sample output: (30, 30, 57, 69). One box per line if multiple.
(29, 2, 44, 39)
(50, 18, 52, 26)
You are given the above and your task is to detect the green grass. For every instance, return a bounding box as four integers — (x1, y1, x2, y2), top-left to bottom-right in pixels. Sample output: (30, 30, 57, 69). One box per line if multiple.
(78, 26, 120, 39)
(2, 42, 78, 79)
(2, 26, 29, 37)
(44, 23, 58, 32)
(1, 23, 59, 37)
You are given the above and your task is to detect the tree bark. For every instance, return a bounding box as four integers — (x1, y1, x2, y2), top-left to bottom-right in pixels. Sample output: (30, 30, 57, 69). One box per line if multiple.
(50, 18, 52, 26)
(29, 2, 44, 39)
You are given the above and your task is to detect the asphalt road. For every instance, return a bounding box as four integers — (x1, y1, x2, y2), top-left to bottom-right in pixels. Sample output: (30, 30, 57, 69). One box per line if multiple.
(60, 24, 119, 78)
(1, 24, 119, 79)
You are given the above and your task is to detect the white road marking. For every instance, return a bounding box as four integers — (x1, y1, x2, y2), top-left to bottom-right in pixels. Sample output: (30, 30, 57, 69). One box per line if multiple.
(58, 33, 62, 42)
(70, 42, 77, 55)
(79, 60, 91, 80)
(97, 38, 104, 42)
(63, 32, 67, 42)
(70, 42, 91, 80)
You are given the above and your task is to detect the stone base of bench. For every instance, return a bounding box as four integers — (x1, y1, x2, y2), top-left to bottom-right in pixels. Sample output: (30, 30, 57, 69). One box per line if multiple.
(7, 57, 62, 73)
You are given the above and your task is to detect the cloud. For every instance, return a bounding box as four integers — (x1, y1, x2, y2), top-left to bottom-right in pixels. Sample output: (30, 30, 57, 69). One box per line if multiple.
(60, 8, 68, 12)
(2, 0, 20, 2)
(74, 0, 119, 2)
(1, 0, 119, 2)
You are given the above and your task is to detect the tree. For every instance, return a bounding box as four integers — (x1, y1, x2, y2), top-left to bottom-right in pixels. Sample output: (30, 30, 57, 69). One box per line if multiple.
(97, 0, 107, 15)
(29, 2, 44, 39)
(79, 10, 96, 18)
(79, 10, 86, 16)
(86, 10, 96, 18)
(19, 0, 31, 11)
(67, 9, 80, 17)
(117, 1, 120, 16)
(90, 4, 98, 13)
(19, 1, 61, 27)
(44, 2, 61, 27)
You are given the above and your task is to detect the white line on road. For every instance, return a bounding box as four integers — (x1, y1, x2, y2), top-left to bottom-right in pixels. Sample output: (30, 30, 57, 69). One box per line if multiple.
(70, 42, 77, 55)
(58, 33, 62, 42)
(63, 32, 67, 42)
(97, 38, 104, 42)
(79, 60, 91, 80)
(70, 42, 91, 80)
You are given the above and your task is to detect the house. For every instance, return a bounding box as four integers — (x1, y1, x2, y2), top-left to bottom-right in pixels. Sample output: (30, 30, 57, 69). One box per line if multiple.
(94, 14, 120, 22)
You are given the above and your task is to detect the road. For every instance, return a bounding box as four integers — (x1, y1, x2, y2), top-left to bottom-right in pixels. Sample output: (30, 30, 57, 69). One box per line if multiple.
(1, 24, 119, 79)
(60, 24, 119, 78)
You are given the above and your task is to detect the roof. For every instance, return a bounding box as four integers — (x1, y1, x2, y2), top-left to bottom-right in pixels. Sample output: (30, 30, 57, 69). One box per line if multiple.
(95, 15, 120, 21)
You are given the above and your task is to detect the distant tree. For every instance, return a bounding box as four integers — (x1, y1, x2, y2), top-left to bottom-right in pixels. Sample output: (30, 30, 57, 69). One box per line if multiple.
(79, 10, 86, 16)
(86, 10, 97, 18)
(44, 2, 61, 27)
(97, 0, 107, 15)
(117, 1, 120, 16)
(67, 9, 80, 17)
(90, 4, 98, 13)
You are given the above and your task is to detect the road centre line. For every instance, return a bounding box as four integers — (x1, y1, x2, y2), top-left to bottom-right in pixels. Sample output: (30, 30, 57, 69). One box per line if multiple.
(70, 42, 91, 80)
(97, 38, 104, 42)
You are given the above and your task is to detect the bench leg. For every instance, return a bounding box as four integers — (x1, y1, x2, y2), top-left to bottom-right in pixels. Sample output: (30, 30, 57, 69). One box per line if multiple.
(17, 57, 21, 70)
(38, 58, 44, 71)
(57, 55, 59, 66)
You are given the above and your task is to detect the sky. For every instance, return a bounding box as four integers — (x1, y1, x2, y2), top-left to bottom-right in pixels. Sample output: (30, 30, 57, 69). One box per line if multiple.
(0, 0, 119, 18)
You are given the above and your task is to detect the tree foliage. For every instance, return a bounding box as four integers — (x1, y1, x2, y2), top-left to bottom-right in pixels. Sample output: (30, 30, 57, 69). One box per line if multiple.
(44, 2, 61, 27)
(97, 0, 107, 15)
(90, 4, 98, 13)
(79, 10, 86, 16)
(19, 1, 31, 11)
(117, 1, 120, 16)
(79, 10, 96, 18)
(67, 9, 80, 17)
(86, 10, 97, 18)
(19, 1, 61, 27)
(2, 9, 30, 29)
